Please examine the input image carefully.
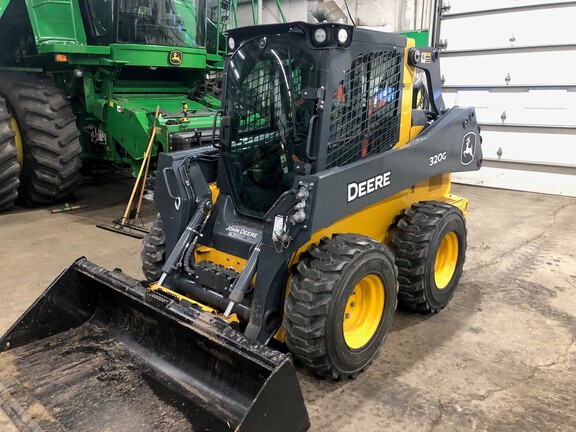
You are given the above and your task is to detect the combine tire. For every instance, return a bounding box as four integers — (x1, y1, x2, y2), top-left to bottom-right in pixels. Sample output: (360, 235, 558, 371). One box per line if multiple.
(392, 201, 466, 313)
(284, 234, 398, 380)
(0, 72, 82, 206)
(0, 96, 19, 211)
(141, 216, 166, 282)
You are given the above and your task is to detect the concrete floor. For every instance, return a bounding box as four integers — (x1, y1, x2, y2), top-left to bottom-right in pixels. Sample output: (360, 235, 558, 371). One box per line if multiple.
(0, 179, 575, 431)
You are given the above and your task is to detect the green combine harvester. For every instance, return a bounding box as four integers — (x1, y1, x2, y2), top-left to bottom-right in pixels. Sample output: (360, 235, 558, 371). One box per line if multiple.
(0, 0, 226, 210)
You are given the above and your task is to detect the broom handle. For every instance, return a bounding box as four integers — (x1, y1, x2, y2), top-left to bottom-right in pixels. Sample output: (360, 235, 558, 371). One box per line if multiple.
(135, 138, 153, 217)
(120, 106, 160, 224)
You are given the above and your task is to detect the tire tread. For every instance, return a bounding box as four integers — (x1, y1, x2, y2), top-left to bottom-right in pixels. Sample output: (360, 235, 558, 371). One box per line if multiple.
(141, 216, 167, 282)
(392, 200, 466, 313)
(284, 234, 398, 380)
(0, 72, 82, 206)
(0, 96, 20, 211)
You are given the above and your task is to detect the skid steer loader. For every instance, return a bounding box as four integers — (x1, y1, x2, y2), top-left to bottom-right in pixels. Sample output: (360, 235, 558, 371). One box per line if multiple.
(0, 22, 482, 431)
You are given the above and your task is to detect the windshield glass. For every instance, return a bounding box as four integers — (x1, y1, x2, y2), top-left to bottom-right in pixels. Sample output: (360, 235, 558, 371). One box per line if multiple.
(117, 0, 204, 47)
(222, 37, 317, 219)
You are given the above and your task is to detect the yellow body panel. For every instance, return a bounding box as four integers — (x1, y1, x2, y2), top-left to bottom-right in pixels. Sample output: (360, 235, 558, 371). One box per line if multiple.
(209, 182, 220, 203)
(396, 38, 416, 150)
(149, 283, 240, 323)
(194, 245, 247, 272)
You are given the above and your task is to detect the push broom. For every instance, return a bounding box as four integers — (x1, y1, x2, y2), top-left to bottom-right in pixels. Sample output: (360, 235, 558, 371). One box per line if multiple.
(97, 106, 160, 239)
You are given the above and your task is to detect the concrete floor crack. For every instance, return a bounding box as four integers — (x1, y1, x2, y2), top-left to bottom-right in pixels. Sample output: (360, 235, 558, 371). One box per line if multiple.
(467, 201, 576, 273)
(428, 398, 446, 432)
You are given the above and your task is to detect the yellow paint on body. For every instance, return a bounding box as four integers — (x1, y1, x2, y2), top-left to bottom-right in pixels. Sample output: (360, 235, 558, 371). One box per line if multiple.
(148, 283, 240, 324)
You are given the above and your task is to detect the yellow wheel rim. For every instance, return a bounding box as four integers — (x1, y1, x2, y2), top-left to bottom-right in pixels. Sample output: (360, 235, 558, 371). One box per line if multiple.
(343, 274, 384, 349)
(434, 231, 459, 289)
(9, 113, 23, 168)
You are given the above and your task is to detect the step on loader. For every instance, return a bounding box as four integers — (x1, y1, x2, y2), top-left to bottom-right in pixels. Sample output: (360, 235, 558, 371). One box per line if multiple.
(0, 22, 482, 431)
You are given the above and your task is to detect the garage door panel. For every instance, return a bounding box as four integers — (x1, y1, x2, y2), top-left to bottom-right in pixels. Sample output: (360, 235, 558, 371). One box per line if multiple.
(440, 50, 576, 86)
(477, 130, 576, 166)
(439, 2, 576, 196)
(440, 7, 576, 50)
(453, 168, 576, 196)
(442, 89, 576, 126)
(444, 0, 576, 15)
(474, 107, 575, 126)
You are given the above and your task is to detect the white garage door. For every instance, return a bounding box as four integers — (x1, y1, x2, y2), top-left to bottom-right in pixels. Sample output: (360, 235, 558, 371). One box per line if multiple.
(438, 0, 576, 196)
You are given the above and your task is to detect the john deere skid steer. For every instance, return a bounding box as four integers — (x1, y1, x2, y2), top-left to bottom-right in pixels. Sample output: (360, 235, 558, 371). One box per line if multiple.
(0, 22, 482, 431)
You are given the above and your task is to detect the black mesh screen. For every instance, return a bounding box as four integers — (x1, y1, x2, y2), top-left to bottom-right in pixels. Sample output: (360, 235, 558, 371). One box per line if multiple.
(232, 61, 304, 148)
(326, 50, 402, 169)
(223, 38, 317, 218)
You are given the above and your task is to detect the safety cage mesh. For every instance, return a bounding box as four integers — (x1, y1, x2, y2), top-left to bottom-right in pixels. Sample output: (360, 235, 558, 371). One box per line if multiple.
(326, 50, 403, 169)
(232, 61, 307, 150)
(224, 43, 317, 218)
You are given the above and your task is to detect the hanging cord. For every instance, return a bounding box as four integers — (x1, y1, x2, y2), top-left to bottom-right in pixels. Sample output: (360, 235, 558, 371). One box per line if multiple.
(343, 0, 356, 26)
(275, 0, 287, 23)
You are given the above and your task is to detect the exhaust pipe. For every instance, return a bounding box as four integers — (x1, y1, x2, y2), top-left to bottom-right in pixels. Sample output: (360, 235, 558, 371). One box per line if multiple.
(312, 1, 348, 24)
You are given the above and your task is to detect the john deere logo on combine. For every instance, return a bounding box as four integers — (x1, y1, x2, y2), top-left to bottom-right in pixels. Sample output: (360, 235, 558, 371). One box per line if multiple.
(169, 50, 183, 65)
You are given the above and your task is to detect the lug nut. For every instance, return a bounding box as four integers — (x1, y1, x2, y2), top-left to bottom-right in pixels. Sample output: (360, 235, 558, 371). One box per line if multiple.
(345, 313, 351, 319)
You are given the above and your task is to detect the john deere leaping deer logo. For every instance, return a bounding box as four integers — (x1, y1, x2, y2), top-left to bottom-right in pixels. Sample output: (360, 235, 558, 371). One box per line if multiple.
(461, 131, 477, 166)
(169, 50, 183, 65)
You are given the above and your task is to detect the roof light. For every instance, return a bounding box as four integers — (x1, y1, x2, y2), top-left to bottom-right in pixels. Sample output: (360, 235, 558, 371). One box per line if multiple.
(337, 28, 349, 44)
(313, 28, 328, 45)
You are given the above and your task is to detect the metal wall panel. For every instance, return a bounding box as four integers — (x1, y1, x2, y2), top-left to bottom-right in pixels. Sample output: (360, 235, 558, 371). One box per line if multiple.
(439, 1, 576, 196)
(443, 0, 576, 15)
(441, 51, 576, 86)
(440, 7, 576, 50)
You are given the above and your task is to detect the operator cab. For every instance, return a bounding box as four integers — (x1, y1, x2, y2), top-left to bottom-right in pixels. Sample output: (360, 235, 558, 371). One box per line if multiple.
(78, 0, 206, 47)
(220, 35, 318, 219)
(219, 23, 404, 220)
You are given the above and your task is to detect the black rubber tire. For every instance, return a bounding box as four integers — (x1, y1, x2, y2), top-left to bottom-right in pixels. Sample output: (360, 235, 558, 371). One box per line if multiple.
(392, 201, 467, 313)
(141, 215, 166, 282)
(0, 72, 82, 206)
(284, 234, 398, 380)
(0, 96, 20, 211)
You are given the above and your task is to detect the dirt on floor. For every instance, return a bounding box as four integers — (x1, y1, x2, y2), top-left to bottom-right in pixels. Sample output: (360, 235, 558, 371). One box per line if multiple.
(0, 177, 575, 432)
